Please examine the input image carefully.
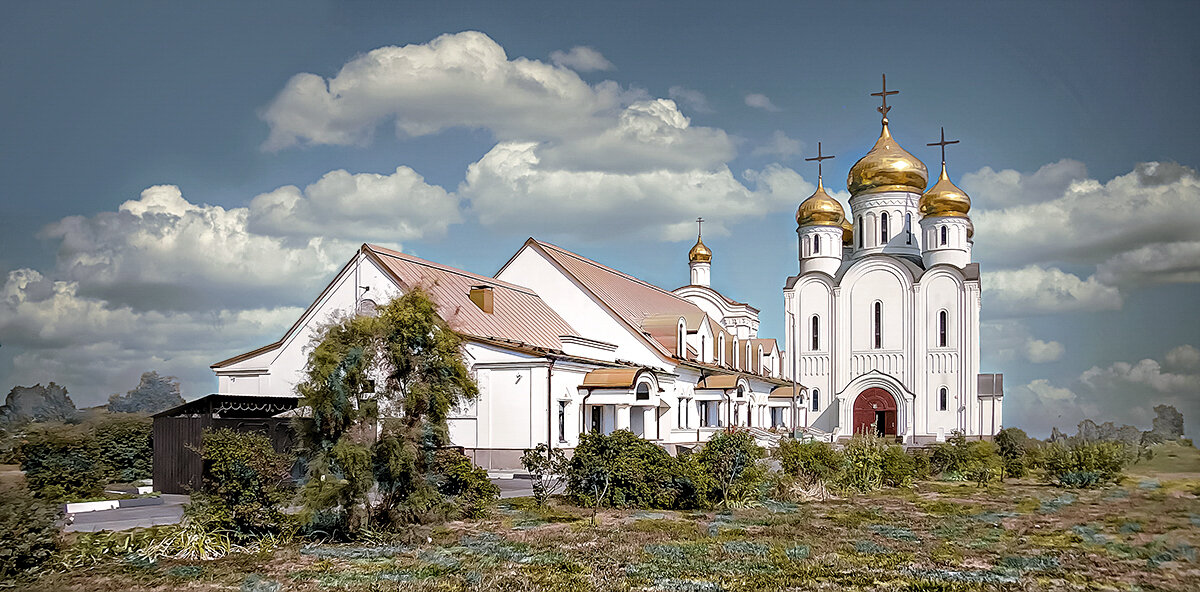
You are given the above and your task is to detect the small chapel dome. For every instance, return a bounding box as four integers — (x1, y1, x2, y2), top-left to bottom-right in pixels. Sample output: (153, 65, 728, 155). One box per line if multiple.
(795, 178, 845, 227)
(919, 163, 972, 218)
(847, 121, 928, 196)
(688, 234, 712, 263)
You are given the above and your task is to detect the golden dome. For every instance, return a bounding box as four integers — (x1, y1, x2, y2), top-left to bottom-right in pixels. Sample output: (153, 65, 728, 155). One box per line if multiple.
(847, 121, 928, 196)
(841, 217, 854, 245)
(919, 163, 971, 218)
(688, 234, 712, 263)
(795, 178, 845, 227)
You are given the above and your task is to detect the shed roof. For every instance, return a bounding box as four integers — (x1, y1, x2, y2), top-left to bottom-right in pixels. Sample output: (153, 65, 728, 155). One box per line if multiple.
(697, 373, 739, 390)
(580, 368, 643, 389)
(153, 393, 300, 418)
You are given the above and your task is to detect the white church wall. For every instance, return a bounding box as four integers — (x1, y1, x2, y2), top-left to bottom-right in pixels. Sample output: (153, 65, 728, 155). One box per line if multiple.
(845, 264, 909, 358)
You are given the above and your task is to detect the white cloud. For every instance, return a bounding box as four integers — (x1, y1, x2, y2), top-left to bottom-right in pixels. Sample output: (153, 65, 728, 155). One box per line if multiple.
(39, 185, 362, 312)
(972, 161, 1200, 270)
(668, 86, 712, 113)
(261, 31, 631, 150)
(549, 46, 614, 72)
(744, 93, 780, 112)
(751, 130, 802, 159)
(1023, 337, 1065, 363)
(1080, 354, 1200, 393)
(961, 159, 1088, 209)
(248, 166, 460, 242)
(1095, 241, 1200, 287)
(1165, 344, 1200, 371)
(1026, 378, 1077, 403)
(982, 265, 1122, 316)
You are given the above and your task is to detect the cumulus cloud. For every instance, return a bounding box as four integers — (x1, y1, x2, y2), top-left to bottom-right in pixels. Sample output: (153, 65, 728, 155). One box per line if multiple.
(1023, 338, 1065, 364)
(972, 161, 1200, 270)
(1080, 352, 1200, 393)
(248, 166, 460, 242)
(961, 159, 1088, 209)
(751, 131, 802, 159)
(1165, 344, 1200, 371)
(260, 31, 632, 150)
(980, 319, 1065, 365)
(744, 93, 780, 112)
(549, 46, 614, 72)
(668, 86, 712, 113)
(40, 185, 359, 312)
(982, 265, 1122, 317)
(1094, 241, 1200, 287)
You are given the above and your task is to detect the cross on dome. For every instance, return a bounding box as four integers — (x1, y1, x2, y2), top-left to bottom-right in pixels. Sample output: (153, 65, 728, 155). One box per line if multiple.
(927, 127, 960, 166)
(871, 74, 899, 124)
(804, 141, 836, 184)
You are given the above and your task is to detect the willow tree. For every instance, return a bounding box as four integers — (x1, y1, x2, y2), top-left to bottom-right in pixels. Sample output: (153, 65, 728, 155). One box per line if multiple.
(294, 288, 490, 532)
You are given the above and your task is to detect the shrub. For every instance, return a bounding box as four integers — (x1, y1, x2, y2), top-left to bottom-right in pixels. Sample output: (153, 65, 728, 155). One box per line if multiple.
(0, 486, 60, 579)
(521, 444, 570, 506)
(433, 449, 499, 519)
(93, 414, 152, 483)
(696, 429, 766, 507)
(776, 439, 841, 482)
(566, 430, 682, 509)
(880, 445, 916, 487)
(191, 428, 293, 537)
(838, 433, 886, 492)
(929, 431, 970, 478)
(994, 427, 1029, 479)
(963, 440, 1003, 486)
(17, 423, 106, 500)
(1042, 441, 1128, 488)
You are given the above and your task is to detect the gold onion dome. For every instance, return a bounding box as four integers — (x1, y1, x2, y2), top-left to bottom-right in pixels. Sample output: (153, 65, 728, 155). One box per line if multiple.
(796, 178, 845, 227)
(688, 234, 712, 263)
(841, 217, 854, 245)
(919, 163, 972, 218)
(847, 121, 928, 195)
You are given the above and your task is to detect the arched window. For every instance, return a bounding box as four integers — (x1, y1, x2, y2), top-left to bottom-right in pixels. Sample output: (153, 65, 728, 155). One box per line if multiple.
(880, 212, 889, 243)
(811, 315, 820, 351)
(938, 310, 948, 347)
(938, 387, 948, 411)
(811, 388, 820, 411)
(858, 216, 864, 248)
(940, 225, 948, 246)
(746, 342, 753, 371)
(636, 382, 650, 401)
(905, 213, 912, 245)
(718, 334, 726, 365)
(873, 301, 883, 349)
(813, 234, 821, 254)
(733, 337, 740, 368)
(677, 318, 687, 358)
(757, 345, 764, 373)
(700, 335, 706, 362)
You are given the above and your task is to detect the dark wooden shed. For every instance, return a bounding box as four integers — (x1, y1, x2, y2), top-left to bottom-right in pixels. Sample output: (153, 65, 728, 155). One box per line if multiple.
(152, 393, 302, 494)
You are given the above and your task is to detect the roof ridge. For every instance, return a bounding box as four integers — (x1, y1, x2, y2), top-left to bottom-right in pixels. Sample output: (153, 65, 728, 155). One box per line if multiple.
(366, 244, 537, 295)
(532, 239, 692, 304)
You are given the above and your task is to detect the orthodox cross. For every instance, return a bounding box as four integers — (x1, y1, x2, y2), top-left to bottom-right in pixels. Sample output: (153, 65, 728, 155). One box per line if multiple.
(871, 74, 899, 123)
(927, 127, 960, 165)
(804, 141, 835, 183)
(696, 217, 704, 238)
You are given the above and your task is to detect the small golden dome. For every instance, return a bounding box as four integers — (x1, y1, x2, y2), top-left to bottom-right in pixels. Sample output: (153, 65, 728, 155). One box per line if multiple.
(688, 234, 712, 263)
(796, 178, 845, 227)
(919, 163, 971, 218)
(847, 121, 928, 196)
(841, 217, 854, 245)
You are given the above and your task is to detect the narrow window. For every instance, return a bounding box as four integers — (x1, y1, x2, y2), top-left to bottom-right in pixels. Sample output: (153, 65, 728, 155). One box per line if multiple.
(811, 388, 820, 411)
(733, 337, 739, 368)
(874, 301, 883, 349)
(813, 234, 821, 254)
(636, 382, 650, 401)
(677, 319, 686, 358)
(718, 334, 725, 365)
(938, 310, 948, 347)
(938, 387, 948, 411)
(700, 335, 706, 362)
(905, 213, 912, 245)
(940, 225, 948, 246)
(746, 343, 752, 370)
(558, 401, 567, 442)
(858, 216, 864, 248)
(811, 315, 819, 351)
(880, 212, 889, 243)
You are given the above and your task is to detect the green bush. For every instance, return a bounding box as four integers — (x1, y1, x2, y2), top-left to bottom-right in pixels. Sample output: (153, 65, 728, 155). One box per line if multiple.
(190, 428, 293, 537)
(929, 431, 970, 478)
(696, 429, 766, 507)
(17, 423, 106, 500)
(520, 444, 569, 506)
(566, 430, 688, 509)
(838, 433, 886, 492)
(775, 439, 842, 484)
(1042, 441, 1128, 488)
(433, 449, 499, 519)
(880, 445, 916, 487)
(964, 440, 1003, 486)
(0, 486, 60, 579)
(93, 414, 152, 483)
(994, 427, 1030, 479)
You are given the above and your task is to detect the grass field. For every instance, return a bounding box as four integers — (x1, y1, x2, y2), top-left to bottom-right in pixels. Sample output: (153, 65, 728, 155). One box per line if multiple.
(24, 443, 1200, 591)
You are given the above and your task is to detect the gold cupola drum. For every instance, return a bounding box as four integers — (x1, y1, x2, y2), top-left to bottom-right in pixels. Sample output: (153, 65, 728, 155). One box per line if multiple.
(846, 75, 928, 196)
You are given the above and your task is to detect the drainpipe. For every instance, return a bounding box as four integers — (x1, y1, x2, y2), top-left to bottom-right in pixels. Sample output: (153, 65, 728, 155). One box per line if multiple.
(546, 358, 555, 458)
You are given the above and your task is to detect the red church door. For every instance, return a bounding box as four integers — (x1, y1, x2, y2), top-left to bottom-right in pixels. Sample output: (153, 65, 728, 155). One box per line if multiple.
(852, 388, 897, 436)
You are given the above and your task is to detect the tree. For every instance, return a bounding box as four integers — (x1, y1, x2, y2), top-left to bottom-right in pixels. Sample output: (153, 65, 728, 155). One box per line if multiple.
(107, 371, 184, 414)
(0, 383, 77, 428)
(295, 288, 490, 533)
(521, 444, 570, 506)
(189, 428, 294, 537)
(696, 429, 765, 507)
(1142, 404, 1185, 445)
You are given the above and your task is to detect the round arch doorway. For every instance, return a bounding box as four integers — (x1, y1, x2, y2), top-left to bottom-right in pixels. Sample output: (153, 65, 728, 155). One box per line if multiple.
(852, 388, 898, 436)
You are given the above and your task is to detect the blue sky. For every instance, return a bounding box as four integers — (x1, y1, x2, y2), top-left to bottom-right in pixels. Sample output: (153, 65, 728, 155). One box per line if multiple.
(2, 1, 1198, 437)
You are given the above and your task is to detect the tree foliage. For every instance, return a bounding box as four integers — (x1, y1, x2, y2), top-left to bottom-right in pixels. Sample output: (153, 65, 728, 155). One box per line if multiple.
(0, 486, 60, 579)
(189, 428, 294, 537)
(521, 444, 570, 506)
(696, 429, 766, 507)
(107, 371, 185, 414)
(294, 288, 490, 533)
(17, 423, 106, 500)
(0, 383, 77, 428)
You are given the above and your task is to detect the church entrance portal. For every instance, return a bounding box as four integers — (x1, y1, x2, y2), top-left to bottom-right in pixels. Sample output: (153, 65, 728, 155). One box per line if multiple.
(853, 388, 897, 436)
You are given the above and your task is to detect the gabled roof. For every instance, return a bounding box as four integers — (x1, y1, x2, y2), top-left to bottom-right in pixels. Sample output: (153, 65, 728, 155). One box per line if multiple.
(365, 244, 578, 351)
(505, 239, 706, 360)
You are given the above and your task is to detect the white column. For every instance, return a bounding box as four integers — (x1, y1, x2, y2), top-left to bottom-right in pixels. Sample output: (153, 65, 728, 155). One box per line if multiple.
(615, 404, 631, 432)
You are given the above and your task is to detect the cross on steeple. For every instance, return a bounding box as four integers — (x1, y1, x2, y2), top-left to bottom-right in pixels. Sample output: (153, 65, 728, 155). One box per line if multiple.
(804, 141, 835, 183)
(696, 217, 704, 237)
(871, 74, 899, 123)
(927, 127, 960, 166)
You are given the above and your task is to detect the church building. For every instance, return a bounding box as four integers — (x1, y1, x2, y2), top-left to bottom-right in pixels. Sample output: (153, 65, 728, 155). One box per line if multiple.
(210, 79, 1002, 468)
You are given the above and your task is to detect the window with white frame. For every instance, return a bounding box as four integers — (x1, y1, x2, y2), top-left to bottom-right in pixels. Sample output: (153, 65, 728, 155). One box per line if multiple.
(874, 301, 883, 349)
(938, 387, 948, 411)
(811, 388, 820, 411)
(811, 315, 819, 351)
(938, 310, 948, 347)
(880, 212, 889, 243)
